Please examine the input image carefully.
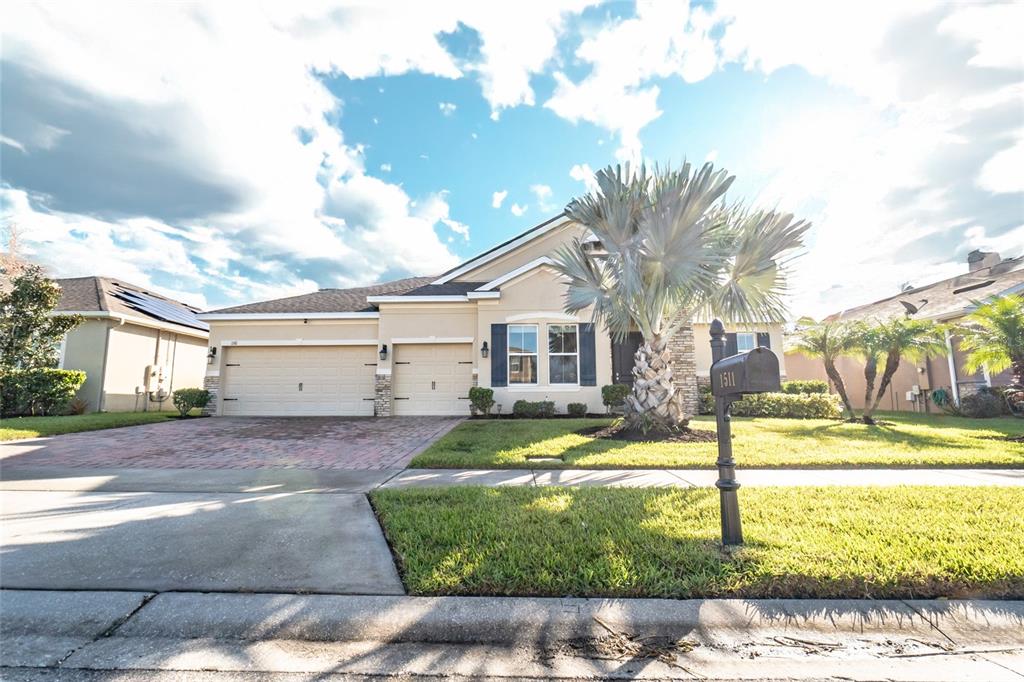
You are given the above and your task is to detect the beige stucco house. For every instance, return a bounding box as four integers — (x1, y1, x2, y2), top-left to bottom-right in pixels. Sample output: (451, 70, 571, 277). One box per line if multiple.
(56, 277, 209, 413)
(785, 250, 1024, 412)
(199, 215, 787, 417)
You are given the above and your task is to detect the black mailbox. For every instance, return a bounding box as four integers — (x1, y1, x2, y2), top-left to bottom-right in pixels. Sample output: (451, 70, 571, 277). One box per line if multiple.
(710, 347, 781, 397)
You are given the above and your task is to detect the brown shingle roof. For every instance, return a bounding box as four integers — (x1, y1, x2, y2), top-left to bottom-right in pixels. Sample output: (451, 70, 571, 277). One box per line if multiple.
(206, 276, 434, 314)
(55, 276, 208, 332)
(827, 255, 1024, 323)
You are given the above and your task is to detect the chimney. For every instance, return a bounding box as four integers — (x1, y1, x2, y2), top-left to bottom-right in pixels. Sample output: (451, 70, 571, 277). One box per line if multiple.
(968, 249, 1000, 273)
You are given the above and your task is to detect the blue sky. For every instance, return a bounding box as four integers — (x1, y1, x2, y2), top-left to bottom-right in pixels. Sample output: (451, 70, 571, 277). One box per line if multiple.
(2, 1, 1022, 317)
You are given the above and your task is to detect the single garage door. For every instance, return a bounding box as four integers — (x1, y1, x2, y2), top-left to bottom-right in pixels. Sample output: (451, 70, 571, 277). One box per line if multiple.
(222, 345, 378, 416)
(392, 343, 474, 416)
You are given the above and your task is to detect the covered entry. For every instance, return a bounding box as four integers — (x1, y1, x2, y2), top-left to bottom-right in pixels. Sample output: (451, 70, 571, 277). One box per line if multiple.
(392, 343, 474, 415)
(221, 345, 377, 416)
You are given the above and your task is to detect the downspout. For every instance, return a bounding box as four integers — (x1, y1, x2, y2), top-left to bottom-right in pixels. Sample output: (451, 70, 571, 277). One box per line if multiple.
(944, 328, 960, 407)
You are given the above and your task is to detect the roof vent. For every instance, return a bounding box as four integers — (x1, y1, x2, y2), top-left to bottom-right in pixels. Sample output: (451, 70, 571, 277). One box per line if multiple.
(952, 279, 996, 295)
(968, 250, 1001, 272)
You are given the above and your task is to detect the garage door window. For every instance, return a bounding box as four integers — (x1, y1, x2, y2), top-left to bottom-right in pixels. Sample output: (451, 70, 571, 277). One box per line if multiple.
(548, 323, 579, 384)
(508, 324, 538, 384)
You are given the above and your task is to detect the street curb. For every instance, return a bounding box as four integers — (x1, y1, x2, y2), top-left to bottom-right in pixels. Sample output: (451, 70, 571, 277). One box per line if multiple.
(109, 592, 1024, 646)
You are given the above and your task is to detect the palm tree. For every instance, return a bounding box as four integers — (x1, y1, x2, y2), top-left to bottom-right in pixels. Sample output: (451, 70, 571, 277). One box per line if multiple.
(787, 319, 858, 418)
(850, 321, 885, 419)
(958, 294, 1024, 386)
(861, 317, 946, 423)
(552, 162, 809, 433)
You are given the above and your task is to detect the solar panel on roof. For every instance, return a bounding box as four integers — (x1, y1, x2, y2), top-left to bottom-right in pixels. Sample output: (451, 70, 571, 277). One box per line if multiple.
(111, 288, 209, 332)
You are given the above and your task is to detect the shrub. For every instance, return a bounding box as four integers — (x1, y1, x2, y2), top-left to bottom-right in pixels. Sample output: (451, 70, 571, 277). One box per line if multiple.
(0, 368, 87, 416)
(567, 402, 587, 417)
(171, 387, 211, 417)
(601, 384, 630, 411)
(698, 384, 714, 415)
(66, 398, 89, 415)
(512, 400, 555, 418)
(959, 390, 1003, 419)
(781, 379, 829, 395)
(731, 392, 842, 419)
(468, 387, 495, 416)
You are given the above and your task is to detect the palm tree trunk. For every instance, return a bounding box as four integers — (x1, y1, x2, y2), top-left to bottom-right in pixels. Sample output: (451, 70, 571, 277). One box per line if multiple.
(824, 359, 855, 418)
(868, 350, 901, 420)
(625, 336, 687, 433)
(862, 355, 878, 424)
(1012, 356, 1024, 387)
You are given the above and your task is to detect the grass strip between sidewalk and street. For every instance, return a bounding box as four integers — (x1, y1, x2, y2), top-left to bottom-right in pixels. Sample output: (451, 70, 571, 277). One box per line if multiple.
(371, 485, 1024, 600)
(0, 412, 183, 441)
(409, 414, 1024, 469)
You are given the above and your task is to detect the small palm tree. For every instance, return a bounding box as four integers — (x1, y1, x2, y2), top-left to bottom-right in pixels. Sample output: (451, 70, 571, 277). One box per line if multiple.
(850, 321, 886, 418)
(859, 317, 946, 423)
(787, 319, 858, 418)
(552, 162, 809, 433)
(958, 294, 1024, 386)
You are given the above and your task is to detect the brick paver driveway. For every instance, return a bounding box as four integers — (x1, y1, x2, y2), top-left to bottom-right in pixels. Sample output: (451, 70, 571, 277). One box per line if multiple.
(0, 417, 463, 470)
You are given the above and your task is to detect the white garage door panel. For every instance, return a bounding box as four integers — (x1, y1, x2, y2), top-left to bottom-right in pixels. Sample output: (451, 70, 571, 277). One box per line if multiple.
(393, 344, 474, 416)
(222, 346, 377, 416)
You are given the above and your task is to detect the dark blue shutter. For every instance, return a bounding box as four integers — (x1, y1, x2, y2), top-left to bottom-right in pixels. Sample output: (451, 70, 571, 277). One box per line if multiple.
(725, 333, 738, 356)
(579, 323, 597, 386)
(757, 332, 771, 349)
(491, 324, 507, 387)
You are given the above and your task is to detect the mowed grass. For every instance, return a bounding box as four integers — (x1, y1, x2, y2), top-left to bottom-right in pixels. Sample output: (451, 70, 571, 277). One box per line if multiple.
(410, 413, 1024, 469)
(0, 412, 182, 441)
(371, 485, 1024, 599)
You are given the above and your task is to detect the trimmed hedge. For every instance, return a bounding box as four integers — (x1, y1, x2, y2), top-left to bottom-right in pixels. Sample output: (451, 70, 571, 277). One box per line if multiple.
(698, 383, 714, 415)
(781, 379, 829, 395)
(567, 402, 588, 417)
(731, 392, 842, 419)
(1, 368, 87, 417)
(513, 400, 555, 418)
(468, 387, 495, 416)
(171, 388, 211, 417)
(959, 390, 1003, 419)
(601, 384, 630, 411)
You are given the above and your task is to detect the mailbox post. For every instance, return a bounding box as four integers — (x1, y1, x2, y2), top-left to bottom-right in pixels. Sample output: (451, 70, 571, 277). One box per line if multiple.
(709, 320, 782, 546)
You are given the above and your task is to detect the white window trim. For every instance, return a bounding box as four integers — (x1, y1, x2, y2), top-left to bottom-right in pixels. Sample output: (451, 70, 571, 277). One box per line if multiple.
(547, 323, 580, 385)
(736, 332, 756, 352)
(508, 324, 539, 385)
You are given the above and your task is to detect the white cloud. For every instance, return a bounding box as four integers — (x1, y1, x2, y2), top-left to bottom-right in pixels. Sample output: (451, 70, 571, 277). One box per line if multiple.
(530, 183, 556, 212)
(439, 101, 457, 116)
(977, 136, 1024, 194)
(379, 163, 392, 172)
(491, 190, 508, 208)
(569, 163, 597, 193)
(545, 2, 717, 160)
(510, 203, 527, 217)
(0, 2, 477, 306)
(704, 149, 718, 163)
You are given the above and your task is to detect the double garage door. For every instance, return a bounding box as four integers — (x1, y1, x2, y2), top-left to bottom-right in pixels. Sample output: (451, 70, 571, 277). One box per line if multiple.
(221, 343, 473, 416)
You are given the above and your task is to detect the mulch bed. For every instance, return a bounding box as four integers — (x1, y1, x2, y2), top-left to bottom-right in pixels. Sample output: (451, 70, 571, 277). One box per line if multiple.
(576, 422, 717, 443)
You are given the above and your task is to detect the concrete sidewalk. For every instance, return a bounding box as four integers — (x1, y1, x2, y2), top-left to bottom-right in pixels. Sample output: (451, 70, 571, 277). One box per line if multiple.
(4, 465, 1022, 493)
(3, 589, 1022, 680)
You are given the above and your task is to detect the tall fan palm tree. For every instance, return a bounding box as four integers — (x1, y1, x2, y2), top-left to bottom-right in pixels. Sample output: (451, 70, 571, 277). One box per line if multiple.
(959, 294, 1024, 386)
(860, 317, 945, 423)
(787, 319, 858, 418)
(552, 162, 809, 433)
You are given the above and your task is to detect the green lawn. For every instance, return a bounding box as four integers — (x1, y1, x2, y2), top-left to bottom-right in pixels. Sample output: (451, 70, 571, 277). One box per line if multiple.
(410, 413, 1024, 469)
(371, 485, 1024, 599)
(0, 412, 183, 441)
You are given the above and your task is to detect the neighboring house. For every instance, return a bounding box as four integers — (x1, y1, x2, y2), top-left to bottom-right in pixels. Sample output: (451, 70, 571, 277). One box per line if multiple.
(198, 215, 786, 417)
(55, 277, 210, 413)
(786, 250, 1024, 411)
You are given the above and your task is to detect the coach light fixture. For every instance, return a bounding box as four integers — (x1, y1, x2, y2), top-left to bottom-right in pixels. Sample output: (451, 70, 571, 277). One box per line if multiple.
(207, 347, 217, 365)
(480, 341, 489, 358)
(379, 344, 388, 361)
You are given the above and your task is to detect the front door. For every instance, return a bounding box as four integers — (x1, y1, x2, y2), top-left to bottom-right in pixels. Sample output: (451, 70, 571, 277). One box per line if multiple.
(611, 332, 644, 385)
